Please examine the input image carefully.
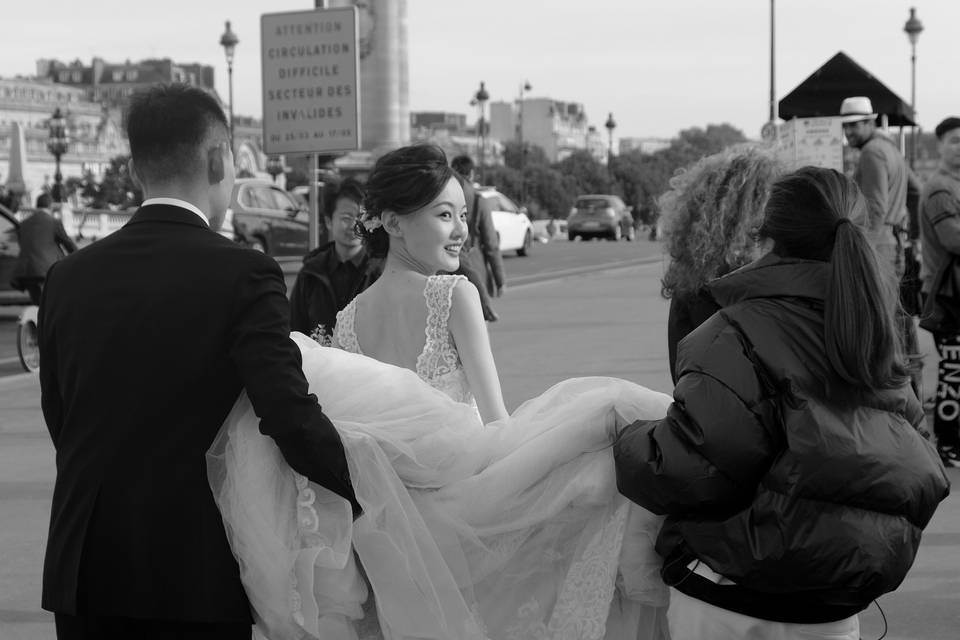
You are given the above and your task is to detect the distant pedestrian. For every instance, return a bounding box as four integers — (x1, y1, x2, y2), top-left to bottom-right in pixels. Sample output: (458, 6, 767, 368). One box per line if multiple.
(919, 116, 960, 468)
(450, 154, 505, 322)
(10, 192, 77, 305)
(840, 96, 921, 389)
(289, 177, 382, 344)
(658, 145, 783, 382)
(615, 166, 949, 640)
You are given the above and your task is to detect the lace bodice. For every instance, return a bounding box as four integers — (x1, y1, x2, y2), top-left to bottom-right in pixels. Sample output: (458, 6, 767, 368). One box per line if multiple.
(333, 275, 475, 405)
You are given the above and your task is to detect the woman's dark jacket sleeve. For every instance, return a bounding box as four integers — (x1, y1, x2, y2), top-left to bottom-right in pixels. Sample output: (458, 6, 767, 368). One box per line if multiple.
(616, 313, 780, 516)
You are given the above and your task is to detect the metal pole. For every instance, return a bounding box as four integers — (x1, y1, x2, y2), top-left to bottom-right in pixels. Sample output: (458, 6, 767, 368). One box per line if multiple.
(310, 0, 327, 251)
(227, 62, 235, 156)
(54, 154, 63, 204)
(518, 84, 525, 205)
(910, 42, 917, 169)
(309, 154, 320, 250)
(769, 0, 776, 122)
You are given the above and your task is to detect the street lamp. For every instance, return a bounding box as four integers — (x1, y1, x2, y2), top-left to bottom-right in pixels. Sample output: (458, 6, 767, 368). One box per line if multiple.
(604, 112, 616, 179)
(220, 20, 239, 157)
(46, 107, 69, 204)
(903, 7, 923, 169)
(517, 80, 532, 205)
(266, 156, 284, 183)
(473, 81, 489, 183)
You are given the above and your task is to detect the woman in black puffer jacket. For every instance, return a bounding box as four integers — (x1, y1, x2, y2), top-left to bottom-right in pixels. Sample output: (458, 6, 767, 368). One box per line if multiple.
(614, 167, 950, 640)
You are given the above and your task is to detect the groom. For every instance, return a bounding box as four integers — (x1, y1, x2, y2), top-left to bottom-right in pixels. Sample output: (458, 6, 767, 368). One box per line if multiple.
(38, 84, 360, 639)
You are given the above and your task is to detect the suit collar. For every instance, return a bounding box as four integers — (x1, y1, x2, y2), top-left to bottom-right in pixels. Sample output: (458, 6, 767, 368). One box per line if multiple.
(127, 203, 211, 230)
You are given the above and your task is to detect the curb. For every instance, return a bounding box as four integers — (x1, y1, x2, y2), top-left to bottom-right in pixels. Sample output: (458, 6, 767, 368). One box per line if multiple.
(0, 371, 38, 390)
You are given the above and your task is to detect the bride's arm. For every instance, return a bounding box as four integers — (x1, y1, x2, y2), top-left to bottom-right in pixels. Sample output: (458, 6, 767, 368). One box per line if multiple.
(448, 279, 510, 424)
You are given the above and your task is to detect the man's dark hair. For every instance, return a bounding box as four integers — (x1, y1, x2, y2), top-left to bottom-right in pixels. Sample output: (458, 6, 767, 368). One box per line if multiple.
(323, 177, 365, 218)
(451, 155, 475, 178)
(125, 83, 229, 185)
(36, 192, 52, 209)
(935, 117, 960, 140)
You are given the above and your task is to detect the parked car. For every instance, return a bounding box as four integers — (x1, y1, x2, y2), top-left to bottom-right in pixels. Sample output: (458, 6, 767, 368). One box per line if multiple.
(478, 188, 534, 257)
(225, 178, 309, 257)
(567, 194, 635, 241)
(0, 205, 20, 295)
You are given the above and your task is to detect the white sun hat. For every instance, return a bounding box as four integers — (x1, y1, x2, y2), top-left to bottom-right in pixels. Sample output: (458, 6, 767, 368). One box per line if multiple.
(839, 97, 878, 123)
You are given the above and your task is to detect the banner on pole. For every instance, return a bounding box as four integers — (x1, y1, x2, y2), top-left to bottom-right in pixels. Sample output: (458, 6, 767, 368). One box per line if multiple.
(261, 7, 360, 155)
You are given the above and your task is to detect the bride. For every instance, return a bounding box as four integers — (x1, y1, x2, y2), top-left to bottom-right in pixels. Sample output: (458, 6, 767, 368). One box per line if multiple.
(207, 145, 672, 640)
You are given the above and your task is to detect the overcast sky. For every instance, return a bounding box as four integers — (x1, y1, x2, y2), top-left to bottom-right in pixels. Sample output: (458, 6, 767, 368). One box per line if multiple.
(4, 1, 955, 142)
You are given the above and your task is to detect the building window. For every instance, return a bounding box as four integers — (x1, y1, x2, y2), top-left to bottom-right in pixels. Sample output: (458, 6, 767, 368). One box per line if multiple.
(126, 70, 137, 81)
(112, 70, 123, 82)
(72, 71, 82, 82)
(59, 71, 69, 82)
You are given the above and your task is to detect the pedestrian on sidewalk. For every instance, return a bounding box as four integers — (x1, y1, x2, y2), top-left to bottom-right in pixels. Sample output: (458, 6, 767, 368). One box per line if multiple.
(919, 116, 960, 468)
(289, 177, 382, 345)
(450, 154, 505, 322)
(659, 145, 782, 382)
(10, 192, 77, 305)
(615, 167, 949, 640)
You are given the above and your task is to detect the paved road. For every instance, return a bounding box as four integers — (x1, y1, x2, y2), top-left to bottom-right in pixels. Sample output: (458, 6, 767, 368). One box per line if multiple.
(1, 260, 956, 640)
(0, 237, 663, 378)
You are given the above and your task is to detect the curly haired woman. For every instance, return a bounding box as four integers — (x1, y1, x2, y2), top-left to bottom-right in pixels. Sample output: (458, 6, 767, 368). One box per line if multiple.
(659, 145, 783, 381)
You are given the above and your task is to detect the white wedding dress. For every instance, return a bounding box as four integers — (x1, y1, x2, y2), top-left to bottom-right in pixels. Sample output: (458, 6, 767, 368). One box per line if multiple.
(208, 275, 672, 640)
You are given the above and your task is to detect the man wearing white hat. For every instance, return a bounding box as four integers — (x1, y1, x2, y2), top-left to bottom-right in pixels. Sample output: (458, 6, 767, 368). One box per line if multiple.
(840, 96, 909, 274)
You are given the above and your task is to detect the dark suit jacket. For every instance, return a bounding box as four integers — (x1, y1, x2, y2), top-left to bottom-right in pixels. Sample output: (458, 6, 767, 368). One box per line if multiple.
(38, 204, 360, 622)
(11, 208, 76, 286)
(460, 180, 505, 292)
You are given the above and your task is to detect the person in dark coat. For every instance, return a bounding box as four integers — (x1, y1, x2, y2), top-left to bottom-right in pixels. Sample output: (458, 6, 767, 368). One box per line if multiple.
(615, 167, 949, 639)
(11, 192, 77, 305)
(38, 84, 360, 640)
(289, 177, 382, 343)
(659, 146, 782, 382)
(450, 155, 505, 322)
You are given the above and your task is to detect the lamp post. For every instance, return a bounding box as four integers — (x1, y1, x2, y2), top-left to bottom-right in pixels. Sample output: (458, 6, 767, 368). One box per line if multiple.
(219, 20, 239, 157)
(517, 80, 532, 205)
(266, 156, 284, 183)
(604, 112, 616, 181)
(473, 81, 489, 183)
(903, 7, 923, 169)
(46, 107, 69, 204)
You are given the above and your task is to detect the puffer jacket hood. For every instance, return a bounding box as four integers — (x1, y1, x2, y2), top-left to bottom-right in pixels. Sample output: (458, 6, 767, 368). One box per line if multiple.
(615, 252, 950, 623)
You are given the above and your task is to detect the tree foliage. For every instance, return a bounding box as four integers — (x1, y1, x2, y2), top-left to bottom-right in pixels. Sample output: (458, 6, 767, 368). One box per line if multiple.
(496, 122, 748, 222)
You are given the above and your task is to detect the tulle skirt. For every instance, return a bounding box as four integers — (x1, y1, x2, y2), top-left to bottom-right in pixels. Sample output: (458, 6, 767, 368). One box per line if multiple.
(207, 333, 673, 639)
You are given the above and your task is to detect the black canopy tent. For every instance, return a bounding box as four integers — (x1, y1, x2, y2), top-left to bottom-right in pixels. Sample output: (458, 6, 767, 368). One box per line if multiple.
(778, 51, 916, 127)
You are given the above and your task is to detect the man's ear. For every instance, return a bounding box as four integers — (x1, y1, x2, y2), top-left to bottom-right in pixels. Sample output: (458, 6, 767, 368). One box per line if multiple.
(127, 158, 144, 190)
(208, 146, 225, 185)
(381, 210, 402, 237)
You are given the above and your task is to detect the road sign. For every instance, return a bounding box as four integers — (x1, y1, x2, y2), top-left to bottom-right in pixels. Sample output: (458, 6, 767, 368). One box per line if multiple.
(261, 7, 360, 155)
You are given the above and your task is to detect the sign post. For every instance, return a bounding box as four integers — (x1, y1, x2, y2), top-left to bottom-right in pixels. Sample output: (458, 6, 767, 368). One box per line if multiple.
(261, 6, 360, 250)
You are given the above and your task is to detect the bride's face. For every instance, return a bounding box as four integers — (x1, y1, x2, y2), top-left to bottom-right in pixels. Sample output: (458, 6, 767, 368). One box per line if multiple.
(395, 177, 468, 274)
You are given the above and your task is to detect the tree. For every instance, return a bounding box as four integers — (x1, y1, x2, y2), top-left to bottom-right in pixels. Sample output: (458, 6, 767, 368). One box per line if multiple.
(554, 150, 611, 197)
(97, 155, 143, 208)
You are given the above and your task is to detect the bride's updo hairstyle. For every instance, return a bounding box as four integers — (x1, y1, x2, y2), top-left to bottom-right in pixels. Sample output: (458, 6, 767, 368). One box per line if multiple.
(758, 166, 908, 394)
(357, 144, 455, 257)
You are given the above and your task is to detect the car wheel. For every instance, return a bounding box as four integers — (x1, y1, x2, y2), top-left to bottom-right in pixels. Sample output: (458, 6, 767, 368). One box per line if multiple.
(568, 231, 577, 241)
(250, 237, 267, 253)
(517, 230, 533, 257)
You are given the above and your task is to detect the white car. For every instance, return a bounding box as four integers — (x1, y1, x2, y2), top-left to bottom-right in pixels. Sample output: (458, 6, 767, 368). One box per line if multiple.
(478, 188, 534, 257)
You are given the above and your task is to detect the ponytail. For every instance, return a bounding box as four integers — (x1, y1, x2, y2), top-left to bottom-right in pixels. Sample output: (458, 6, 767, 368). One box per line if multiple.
(761, 167, 909, 394)
(825, 220, 909, 390)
